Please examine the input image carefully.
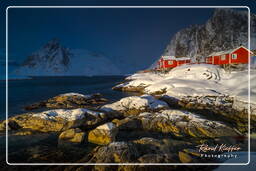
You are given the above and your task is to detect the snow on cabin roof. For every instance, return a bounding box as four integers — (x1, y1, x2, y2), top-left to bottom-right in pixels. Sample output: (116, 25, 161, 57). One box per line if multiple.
(161, 56, 190, 61)
(176, 57, 191, 61)
(161, 56, 176, 60)
(207, 46, 252, 57)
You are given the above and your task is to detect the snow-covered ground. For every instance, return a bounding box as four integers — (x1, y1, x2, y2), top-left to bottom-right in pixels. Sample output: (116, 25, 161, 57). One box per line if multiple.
(117, 64, 255, 103)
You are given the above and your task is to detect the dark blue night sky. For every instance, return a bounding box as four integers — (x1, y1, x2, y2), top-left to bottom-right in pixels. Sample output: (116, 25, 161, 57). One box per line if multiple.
(0, 0, 255, 71)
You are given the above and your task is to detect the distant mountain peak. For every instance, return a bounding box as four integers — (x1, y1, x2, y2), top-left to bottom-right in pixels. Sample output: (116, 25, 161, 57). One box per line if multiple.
(15, 39, 122, 76)
(21, 38, 71, 73)
(43, 38, 61, 49)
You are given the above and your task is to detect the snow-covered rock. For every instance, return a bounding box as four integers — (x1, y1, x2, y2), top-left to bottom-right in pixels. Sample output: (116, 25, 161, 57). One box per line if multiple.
(101, 95, 169, 115)
(15, 39, 121, 76)
(33, 108, 88, 121)
(114, 64, 256, 129)
(138, 109, 239, 138)
(113, 109, 239, 138)
(88, 122, 118, 145)
(0, 108, 114, 133)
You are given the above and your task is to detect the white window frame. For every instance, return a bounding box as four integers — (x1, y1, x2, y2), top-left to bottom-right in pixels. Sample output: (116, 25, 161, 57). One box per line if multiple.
(168, 60, 173, 65)
(232, 53, 237, 59)
(221, 55, 226, 60)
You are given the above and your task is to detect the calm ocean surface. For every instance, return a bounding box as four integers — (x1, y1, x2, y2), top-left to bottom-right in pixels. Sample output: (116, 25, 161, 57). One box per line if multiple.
(0, 76, 131, 120)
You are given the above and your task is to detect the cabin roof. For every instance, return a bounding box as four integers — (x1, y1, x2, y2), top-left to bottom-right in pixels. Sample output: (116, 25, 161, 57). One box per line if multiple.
(176, 57, 191, 61)
(161, 56, 176, 60)
(207, 46, 252, 57)
(161, 56, 190, 61)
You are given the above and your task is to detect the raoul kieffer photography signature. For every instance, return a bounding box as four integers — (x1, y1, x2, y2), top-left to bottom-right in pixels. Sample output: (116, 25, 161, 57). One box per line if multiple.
(196, 144, 241, 153)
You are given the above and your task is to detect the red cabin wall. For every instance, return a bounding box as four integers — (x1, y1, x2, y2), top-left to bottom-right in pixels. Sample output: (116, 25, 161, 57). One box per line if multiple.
(217, 54, 230, 65)
(213, 47, 250, 65)
(231, 47, 249, 64)
(206, 56, 220, 65)
(163, 59, 177, 68)
(177, 60, 190, 65)
(158, 58, 191, 69)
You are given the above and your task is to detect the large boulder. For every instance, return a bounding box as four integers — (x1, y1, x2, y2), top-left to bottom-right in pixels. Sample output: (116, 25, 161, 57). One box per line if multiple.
(87, 141, 139, 163)
(138, 110, 239, 138)
(110, 109, 239, 139)
(112, 117, 142, 131)
(58, 128, 86, 144)
(86, 138, 180, 164)
(88, 122, 118, 145)
(162, 94, 256, 132)
(1, 108, 111, 133)
(101, 95, 169, 116)
(24, 92, 108, 110)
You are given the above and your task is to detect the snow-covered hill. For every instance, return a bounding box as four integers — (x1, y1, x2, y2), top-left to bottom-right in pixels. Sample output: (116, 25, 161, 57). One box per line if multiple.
(115, 64, 256, 103)
(15, 39, 121, 76)
(161, 9, 256, 63)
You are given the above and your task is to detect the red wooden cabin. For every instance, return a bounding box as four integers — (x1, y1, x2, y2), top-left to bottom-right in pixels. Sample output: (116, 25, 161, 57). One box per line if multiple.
(157, 56, 190, 69)
(205, 46, 253, 65)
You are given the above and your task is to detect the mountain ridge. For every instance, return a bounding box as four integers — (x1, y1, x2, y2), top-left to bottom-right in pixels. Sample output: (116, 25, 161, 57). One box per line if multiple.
(15, 39, 122, 76)
(161, 9, 256, 63)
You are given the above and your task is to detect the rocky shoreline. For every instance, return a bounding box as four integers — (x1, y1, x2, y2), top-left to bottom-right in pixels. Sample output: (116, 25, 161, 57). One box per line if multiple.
(1, 87, 253, 169)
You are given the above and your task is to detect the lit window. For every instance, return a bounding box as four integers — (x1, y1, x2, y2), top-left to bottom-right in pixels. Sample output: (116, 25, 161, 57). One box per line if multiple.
(221, 55, 226, 60)
(168, 61, 173, 65)
(232, 54, 237, 59)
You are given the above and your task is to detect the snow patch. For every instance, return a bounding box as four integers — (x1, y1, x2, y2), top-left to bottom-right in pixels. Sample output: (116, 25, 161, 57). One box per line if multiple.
(96, 122, 116, 131)
(101, 95, 168, 112)
(33, 108, 103, 121)
(58, 92, 90, 98)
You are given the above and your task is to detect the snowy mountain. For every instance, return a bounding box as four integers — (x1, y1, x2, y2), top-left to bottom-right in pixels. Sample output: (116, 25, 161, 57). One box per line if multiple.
(162, 9, 256, 63)
(15, 39, 121, 76)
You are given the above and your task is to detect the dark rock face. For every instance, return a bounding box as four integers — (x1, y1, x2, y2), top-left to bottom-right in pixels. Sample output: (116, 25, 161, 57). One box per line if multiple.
(162, 9, 256, 62)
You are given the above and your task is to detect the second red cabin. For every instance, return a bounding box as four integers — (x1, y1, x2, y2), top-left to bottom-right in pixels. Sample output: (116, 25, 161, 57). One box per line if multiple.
(205, 46, 252, 65)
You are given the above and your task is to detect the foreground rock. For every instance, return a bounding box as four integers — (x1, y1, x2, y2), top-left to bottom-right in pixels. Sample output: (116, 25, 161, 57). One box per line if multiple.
(113, 109, 239, 139)
(24, 92, 108, 110)
(88, 142, 139, 163)
(86, 138, 202, 164)
(58, 128, 86, 144)
(0, 108, 117, 133)
(101, 95, 169, 116)
(88, 122, 118, 145)
(161, 94, 256, 132)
